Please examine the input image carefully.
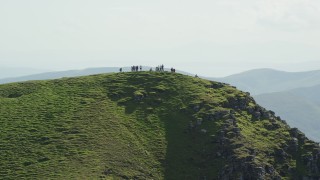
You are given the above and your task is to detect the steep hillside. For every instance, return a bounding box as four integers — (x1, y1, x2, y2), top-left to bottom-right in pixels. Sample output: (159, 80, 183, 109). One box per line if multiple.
(255, 91, 320, 142)
(1, 72, 320, 179)
(212, 68, 320, 95)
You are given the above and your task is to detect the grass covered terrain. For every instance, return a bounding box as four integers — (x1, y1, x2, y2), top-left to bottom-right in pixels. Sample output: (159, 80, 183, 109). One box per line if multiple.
(0, 72, 319, 179)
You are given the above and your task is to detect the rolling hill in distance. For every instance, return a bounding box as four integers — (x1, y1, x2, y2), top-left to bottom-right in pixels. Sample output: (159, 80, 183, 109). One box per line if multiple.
(0, 67, 129, 84)
(212, 68, 320, 95)
(288, 84, 320, 106)
(0, 67, 50, 79)
(1, 72, 320, 179)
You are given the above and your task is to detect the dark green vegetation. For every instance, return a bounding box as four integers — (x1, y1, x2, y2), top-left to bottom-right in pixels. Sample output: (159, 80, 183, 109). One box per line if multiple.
(1, 72, 320, 179)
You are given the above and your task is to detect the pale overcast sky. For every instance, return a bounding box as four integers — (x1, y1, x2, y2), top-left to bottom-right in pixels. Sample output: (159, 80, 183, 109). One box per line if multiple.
(1, 0, 320, 77)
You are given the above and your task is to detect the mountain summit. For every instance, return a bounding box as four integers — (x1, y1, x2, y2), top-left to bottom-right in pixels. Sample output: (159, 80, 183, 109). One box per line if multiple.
(1, 72, 319, 179)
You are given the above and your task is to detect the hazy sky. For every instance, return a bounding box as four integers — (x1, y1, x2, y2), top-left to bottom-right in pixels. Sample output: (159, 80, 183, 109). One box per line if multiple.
(1, 0, 320, 77)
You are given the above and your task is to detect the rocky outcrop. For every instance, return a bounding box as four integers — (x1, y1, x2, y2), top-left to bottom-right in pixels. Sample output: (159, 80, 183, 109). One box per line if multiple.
(214, 90, 320, 179)
(216, 115, 282, 179)
(225, 94, 254, 110)
(134, 90, 146, 101)
(205, 110, 230, 121)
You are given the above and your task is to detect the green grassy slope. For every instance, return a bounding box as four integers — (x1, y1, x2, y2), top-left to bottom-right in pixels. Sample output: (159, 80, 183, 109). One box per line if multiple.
(1, 72, 319, 179)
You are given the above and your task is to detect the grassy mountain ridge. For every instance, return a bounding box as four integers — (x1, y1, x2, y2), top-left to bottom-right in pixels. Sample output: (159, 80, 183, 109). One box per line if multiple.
(0, 67, 192, 84)
(1, 72, 320, 179)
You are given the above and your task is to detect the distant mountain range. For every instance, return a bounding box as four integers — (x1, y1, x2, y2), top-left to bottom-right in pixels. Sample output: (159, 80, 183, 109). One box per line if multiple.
(0, 67, 122, 84)
(212, 68, 320, 95)
(0, 67, 50, 79)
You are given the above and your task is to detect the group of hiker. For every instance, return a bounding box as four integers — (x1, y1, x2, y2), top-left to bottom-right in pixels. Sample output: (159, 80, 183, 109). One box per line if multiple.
(155, 64, 165, 72)
(119, 65, 200, 78)
(119, 65, 177, 73)
(130, 65, 142, 72)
